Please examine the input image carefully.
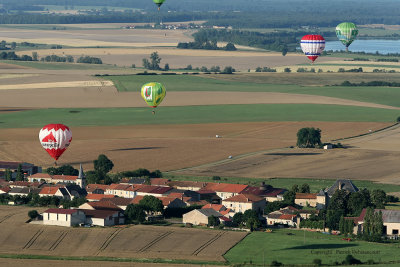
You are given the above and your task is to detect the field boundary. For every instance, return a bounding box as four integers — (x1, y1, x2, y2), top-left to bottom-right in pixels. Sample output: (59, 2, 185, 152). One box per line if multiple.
(23, 229, 44, 250)
(138, 231, 173, 252)
(0, 253, 228, 266)
(49, 231, 69, 251)
(96, 228, 123, 255)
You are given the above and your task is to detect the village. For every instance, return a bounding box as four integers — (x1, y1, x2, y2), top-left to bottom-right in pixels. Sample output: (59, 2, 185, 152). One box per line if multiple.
(1, 160, 399, 240)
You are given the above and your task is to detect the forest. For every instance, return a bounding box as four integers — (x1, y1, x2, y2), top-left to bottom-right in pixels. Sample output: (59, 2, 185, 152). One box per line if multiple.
(0, 0, 399, 27)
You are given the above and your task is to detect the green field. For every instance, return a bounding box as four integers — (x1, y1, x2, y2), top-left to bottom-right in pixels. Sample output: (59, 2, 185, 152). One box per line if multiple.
(166, 175, 400, 193)
(225, 229, 400, 266)
(0, 104, 399, 129)
(105, 74, 400, 107)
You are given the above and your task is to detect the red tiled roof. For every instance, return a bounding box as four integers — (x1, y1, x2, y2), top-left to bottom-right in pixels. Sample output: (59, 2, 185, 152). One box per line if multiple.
(44, 208, 78, 215)
(136, 185, 173, 194)
(0, 186, 11, 193)
(220, 208, 232, 216)
(86, 184, 109, 191)
(53, 175, 78, 181)
(196, 189, 216, 194)
(86, 201, 122, 211)
(168, 180, 207, 189)
(204, 183, 248, 193)
(223, 194, 264, 203)
(219, 216, 232, 222)
(39, 186, 61, 195)
(265, 188, 287, 197)
(168, 192, 184, 199)
(296, 193, 317, 199)
(101, 197, 135, 206)
(86, 194, 115, 201)
(202, 204, 226, 212)
(279, 214, 296, 220)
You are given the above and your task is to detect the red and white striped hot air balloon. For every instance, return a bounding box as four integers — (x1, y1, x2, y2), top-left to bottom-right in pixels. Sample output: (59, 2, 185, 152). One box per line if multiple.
(39, 124, 72, 165)
(300, 34, 325, 63)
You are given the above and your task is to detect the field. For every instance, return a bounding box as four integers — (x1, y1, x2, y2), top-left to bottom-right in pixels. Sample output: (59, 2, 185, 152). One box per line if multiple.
(0, 205, 246, 264)
(224, 229, 400, 266)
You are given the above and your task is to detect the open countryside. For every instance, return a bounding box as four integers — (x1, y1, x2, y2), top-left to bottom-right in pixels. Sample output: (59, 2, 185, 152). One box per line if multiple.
(1, 0, 400, 266)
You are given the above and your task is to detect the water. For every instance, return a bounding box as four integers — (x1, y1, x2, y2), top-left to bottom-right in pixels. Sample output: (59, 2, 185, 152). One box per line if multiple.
(324, 40, 400, 55)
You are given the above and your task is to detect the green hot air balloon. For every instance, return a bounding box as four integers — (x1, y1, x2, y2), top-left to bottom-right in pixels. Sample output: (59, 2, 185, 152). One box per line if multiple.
(153, 0, 165, 10)
(336, 22, 358, 52)
(141, 82, 166, 114)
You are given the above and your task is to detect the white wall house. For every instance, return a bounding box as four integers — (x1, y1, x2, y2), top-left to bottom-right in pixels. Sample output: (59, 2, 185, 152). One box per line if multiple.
(43, 208, 86, 227)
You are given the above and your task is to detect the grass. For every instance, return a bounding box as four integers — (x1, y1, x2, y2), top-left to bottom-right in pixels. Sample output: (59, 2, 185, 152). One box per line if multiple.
(224, 229, 400, 266)
(165, 175, 400, 193)
(104, 74, 400, 107)
(0, 60, 124, 70)
(0, 104, 399, 129)
(300, 63, 400, 69)
(0, 253, 226, 265)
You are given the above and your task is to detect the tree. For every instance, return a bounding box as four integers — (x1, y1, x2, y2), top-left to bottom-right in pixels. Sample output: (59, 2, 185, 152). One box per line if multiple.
(282, 46, 288, 56)
(347, 189, 370, 215)
(125, 204, 146, 223)
(142, 58, 150, 69)
(224, 42, 237, 51)
(284, 67, 291, 73)
(185, 64, 192, 70)
(222, 66, 235, 74)
(85, 170, 101, 184)
(208, 215, 220, 226)
(300, 183, 310, 193)
(139, 195, 164, 214)
(296, 127, 322, 148)
(28, 210, 39, 220)
(328, 189, 348, 212)
(4, 168, 12, 181)
(164, 63, 169, 71)
(16, 164, 24, 181)
(11, 42, 16, 49)
(32, 51, 38, 61)
(94, 154, 114, 175)
(47, 165, 78, 176)
(149, 52, 161, 70)
(371, 189, 386, 209)
(232, 212, 244, 227)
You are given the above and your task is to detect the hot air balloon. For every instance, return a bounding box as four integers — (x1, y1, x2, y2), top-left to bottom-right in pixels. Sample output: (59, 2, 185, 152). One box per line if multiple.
(141, 82, 166, 114)
(39, 124, 72, 165)
(336, 22, 358, 52)
(153, 0, 165, 10)
(300, 34, 325, 63)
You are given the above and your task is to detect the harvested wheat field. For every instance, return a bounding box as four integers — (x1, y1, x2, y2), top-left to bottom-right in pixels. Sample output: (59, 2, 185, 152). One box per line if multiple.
(0, 206, 246, 263)
(0, 259, 213, 267)
(175, 124, 400, 185)
(0, 122, 390, 172)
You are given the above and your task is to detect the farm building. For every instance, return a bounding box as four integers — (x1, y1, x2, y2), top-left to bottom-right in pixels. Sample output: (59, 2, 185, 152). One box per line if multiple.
(83, 209, 125, 226)
(353, 208, 400, 237)
(0, 161, 41, 180)
(183, 208, 224, 226)
(28, 164, 86, 188)
(325, 179, 359, 197)
(43, 208, 86, 227)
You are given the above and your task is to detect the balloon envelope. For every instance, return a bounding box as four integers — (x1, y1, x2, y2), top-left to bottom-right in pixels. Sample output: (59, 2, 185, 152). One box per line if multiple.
(39, 124, 72, 161)
(300, 34, 325, 62)
(153, 0, 165, 7)
(336, 22, 358, 48)
(141, 82, 166, 108)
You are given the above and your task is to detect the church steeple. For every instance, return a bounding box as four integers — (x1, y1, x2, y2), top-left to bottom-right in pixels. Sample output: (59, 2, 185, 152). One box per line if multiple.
(77, 163, 86, 188)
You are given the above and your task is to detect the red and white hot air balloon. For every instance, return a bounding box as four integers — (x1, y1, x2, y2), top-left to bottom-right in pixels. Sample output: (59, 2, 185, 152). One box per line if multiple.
(300, 34, 325, 63)
(39, 124, 72, 165)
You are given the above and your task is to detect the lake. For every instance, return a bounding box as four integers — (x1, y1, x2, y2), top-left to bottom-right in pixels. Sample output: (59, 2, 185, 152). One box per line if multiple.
(325, 40, 400, 55)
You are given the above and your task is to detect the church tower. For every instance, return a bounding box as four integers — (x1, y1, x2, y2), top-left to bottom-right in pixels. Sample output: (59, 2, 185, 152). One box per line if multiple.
(76, 163, 86, 188)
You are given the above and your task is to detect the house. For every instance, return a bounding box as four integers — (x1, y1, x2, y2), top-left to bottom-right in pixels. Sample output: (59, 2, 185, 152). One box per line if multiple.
(202, 204, 233, 217)
(264, 188, 287, 202)
(29, 165, 86, 188)
(105, 184, 137, 198)
(39, 186, 71, 200)
(132, 195, 186, 209)
(86, 194, 115, 202)
(82, 209, 125, 226)
(196, 189, 219, 203)
(79, 200, 122, 211)
(182, 208, 223, 226)
(325, 179, 359, 197)
(203, 183, 248, 200)
(168, 180, 207, 191)
(43, 208, 86, 227)
(266, 212, 297, 227)
(86, 184, 109, 194)
(135, 185, 173, 197)
(8, 187, 41, 197)
(354, 208, 400, 237)
(100, 197, 135, 210)
(222, 194, 266, 215)
(150, 178, 170, 187)
(295, 193, 318, 207)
